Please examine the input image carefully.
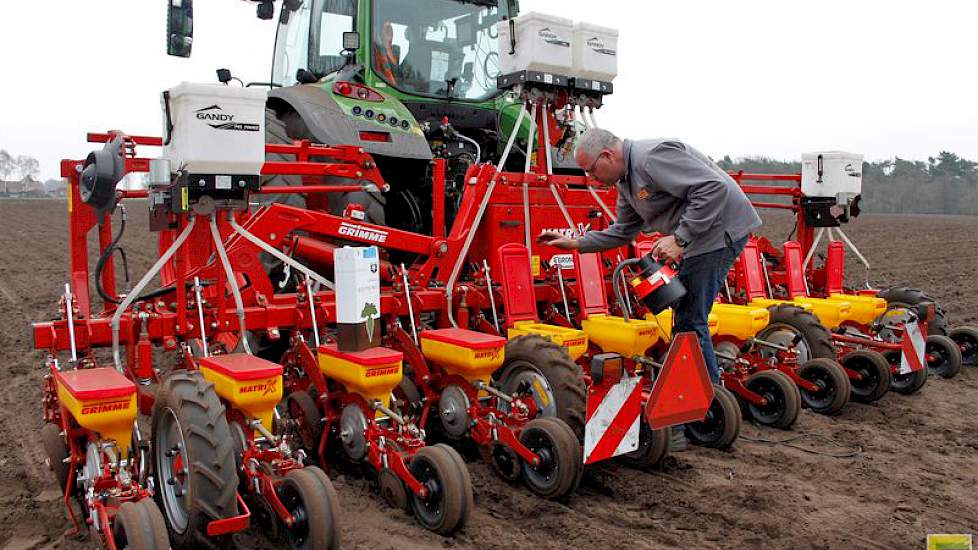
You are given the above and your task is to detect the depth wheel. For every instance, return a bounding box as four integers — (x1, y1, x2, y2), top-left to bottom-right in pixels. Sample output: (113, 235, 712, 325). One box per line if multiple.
(496, 334, 587, 439)
(41, 422, 70, 492)
(686, 384, 742, 449)
(926, 334, 962, 379)
(112, 499, 170, 550)
(949, 326, 978, 366)
(841, 350, 891, 404)
(408, 445, 472, 535)
(518, 418, 582, 499)
(278, 467, 342, 550)
(151, 371, 239, 550)
(743, 370, 800, 429)
(285, 390, 323, 452)
(796, 359, 851, 415)
(618, 421, 670, 470)
(885, 348, 928, 395)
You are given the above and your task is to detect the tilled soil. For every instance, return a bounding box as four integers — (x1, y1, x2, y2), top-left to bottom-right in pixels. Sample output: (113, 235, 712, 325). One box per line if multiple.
(1, 200, 975, 550)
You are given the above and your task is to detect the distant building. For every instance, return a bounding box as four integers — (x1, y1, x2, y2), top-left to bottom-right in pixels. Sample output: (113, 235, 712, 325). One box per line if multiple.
(0, 175, 47, 197)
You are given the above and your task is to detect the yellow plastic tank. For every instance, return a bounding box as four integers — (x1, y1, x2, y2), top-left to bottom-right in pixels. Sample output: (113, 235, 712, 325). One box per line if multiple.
(55, 368, 137, 458)
(319, 344, 403, 410)
(711, 303, 771, 340)
(420, 328, 506, 383)
(581, 314, 662, 357)
(508, 321, 588, 360)
(790, 297, 852, 329)
(199, 354, 284, 434)
(828, 293, 886, 326)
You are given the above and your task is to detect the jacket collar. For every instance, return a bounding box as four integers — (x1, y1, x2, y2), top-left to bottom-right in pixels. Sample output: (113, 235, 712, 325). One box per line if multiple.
(620, 139, 633, 186)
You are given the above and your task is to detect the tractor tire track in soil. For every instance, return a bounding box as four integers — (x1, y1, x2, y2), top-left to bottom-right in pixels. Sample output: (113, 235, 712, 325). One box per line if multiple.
(0, 201, 975, 549)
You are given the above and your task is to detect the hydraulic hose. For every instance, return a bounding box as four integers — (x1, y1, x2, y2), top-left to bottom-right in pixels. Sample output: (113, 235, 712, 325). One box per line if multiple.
(94, 206, 129, 304)
(611, 257, 642, 322)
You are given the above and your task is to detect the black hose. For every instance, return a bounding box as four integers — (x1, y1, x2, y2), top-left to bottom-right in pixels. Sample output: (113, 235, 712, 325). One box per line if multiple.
(94, 208, 128, 304)
(611, 257, 642, 322)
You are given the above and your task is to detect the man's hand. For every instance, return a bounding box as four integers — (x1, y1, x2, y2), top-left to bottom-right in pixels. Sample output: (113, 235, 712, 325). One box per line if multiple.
(651, 234, 684, 264)
(536, 231, 580, 250)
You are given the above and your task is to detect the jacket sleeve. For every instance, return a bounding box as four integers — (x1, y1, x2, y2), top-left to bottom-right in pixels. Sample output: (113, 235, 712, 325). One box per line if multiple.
(577, 189, 643, 253)
(644, 141, 728, 246)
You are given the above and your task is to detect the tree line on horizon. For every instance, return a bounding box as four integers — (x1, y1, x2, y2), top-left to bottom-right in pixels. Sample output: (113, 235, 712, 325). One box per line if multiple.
(717, 151, 978, 215)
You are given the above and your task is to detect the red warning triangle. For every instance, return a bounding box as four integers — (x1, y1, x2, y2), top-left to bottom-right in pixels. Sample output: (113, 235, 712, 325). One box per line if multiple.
(645, 332, 715, 429)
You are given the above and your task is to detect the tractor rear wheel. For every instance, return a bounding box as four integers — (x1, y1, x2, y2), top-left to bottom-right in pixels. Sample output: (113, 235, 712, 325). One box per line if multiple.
(407, 445, 472, 535)
(841, 350, 891, 404)
(618, 421, 670, 469)
(796, 358, 851, 415)
(278, 467, 342, 550)
(758, 305, 836, 361)
(152, 371, 239, 550)
(686, 384, 741, 449)
(885, 350, 928, 395)
(112, 499, 170, 550)
(495, 335, 587, 440)
(518, 418, 582, 499)
(877, 287, 947, 336)
(949, 326, 978, 366)
(743, 370, 801, 429)
(925, 334, 962, 379)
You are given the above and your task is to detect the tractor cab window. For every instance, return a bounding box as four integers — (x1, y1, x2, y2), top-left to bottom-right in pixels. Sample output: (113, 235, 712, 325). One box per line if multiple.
(273, 0, 357, 86)
(371, 0, 501, 101)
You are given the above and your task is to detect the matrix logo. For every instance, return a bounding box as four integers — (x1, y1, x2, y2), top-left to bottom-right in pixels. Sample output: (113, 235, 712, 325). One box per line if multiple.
(195, 105, 260, 132)
(542, 222, 592, 240)
(537, 27, 570, 47)
(587, 36, 617, 56)
(338, 222, 389, 243)
(239, 378, 279, 396)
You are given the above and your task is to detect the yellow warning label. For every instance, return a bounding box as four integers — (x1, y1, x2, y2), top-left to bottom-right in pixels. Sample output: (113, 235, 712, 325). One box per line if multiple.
(532, 379, 550, 408)
(67, 188, 73, 214)
(531, 255, 541, 277)
(927, 534, 972, 550)
(181, 187, 189, 211)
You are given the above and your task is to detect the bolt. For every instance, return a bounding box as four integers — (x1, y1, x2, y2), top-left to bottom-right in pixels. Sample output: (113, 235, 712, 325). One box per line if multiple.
(238, 180, 246, 188)
(199, 179, 206, 187)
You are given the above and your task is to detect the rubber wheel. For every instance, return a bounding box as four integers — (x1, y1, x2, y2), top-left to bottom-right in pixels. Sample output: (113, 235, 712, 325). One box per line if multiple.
(407, 445, 471, 535)
(758, 304, 836, 361)
(618, 421, 670, 470)
(112, 499, 170, 550)
(878, 287, 947, 336)
(686, 384, 742, 449)
(841, 350, 891, 404)
(285, 390, 324, 452)
(151, 371, 239, 550)
(885, 350, 928, 395)
(433, 443, 473, 526)
(41, 422, 70, 492)
(926, 334, 962, 379)
(495, 334, 587, 440)
(796, 358, 851, 415)
(278, 467, 342, 550)
(518, 418, 582, 499)
(949, 326, 978, 366)
(743, 370, 801, 429)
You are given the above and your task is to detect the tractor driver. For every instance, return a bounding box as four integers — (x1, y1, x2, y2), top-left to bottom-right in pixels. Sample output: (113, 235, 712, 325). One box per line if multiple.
(537, 129, 762, 449)
(374, 21, 400, 84)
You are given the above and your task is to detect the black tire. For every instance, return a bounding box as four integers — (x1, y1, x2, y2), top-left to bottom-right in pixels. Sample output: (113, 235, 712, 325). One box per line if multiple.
(841, 350, 891, 404)
(495, 334, 587, 440)
(686, 384, 742, 449)
(885, 350, 928, 395)
(949, 326, 978, 366)
(518, 418, 582, 499)
(407, 445, 471, 535)
(796, 358, 851, 415)
(926, 334, 962, 379)
(285, 389, 324, 452)
(112, 499, 171, 550)
(278, 468, 342, 550)
(151, 371, 239, 550)
(618, 421, 670, 470)
(433, 443, 473, 526)
(41, 422, 70, 492)
(878, 287, 947, 336)
(758, 304, 836, 361)
(743, 370, 801, 430)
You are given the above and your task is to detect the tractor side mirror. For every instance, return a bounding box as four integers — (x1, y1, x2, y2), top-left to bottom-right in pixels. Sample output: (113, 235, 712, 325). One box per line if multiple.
(167, 0, 194, 58)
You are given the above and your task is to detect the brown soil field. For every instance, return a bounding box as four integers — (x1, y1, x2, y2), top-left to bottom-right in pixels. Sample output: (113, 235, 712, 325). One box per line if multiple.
(0, 200, 975, 550)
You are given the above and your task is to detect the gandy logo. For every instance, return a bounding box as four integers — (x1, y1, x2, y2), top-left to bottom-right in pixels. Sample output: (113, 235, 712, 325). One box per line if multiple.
(542, 222, 592, 240)
(195, 105, 260, 132)
(338, 221, 389, 243)
(239, 378, 279, 396)
(538, 27, 570, 47)
(81, 400, 131, 415)
(587, 36, 617, 56)
(365, 366, 400, 378)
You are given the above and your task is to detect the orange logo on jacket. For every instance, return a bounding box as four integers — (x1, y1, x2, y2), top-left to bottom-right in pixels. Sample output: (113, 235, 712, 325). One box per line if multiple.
(636, 188, 650, 200)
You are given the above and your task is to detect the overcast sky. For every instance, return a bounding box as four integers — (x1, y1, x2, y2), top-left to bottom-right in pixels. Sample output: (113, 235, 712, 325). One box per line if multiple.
(1, 0, 976, 180)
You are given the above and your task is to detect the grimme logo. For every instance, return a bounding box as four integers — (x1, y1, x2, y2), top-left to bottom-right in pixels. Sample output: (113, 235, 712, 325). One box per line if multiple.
(195, 105, 260, 132)
(239, 378, 278, 396)
(587, 36, 617, 56)
(338, 222, 389, 243)
(542, 222, 591, 240)
(538, 27, 570, 47)
(366, 366, 399, 378)
(81, 400, 130, 415)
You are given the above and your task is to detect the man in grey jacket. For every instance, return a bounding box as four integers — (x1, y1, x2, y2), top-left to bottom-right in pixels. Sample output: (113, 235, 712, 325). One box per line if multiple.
(539, 129, 762, 444)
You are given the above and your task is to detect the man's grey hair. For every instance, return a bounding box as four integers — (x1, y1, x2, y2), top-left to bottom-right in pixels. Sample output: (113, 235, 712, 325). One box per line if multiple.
(575, 128, 622, 160)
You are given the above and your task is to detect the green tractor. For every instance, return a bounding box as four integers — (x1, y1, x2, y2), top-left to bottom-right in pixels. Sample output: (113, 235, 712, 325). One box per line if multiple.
(168, 0, 572, 235)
